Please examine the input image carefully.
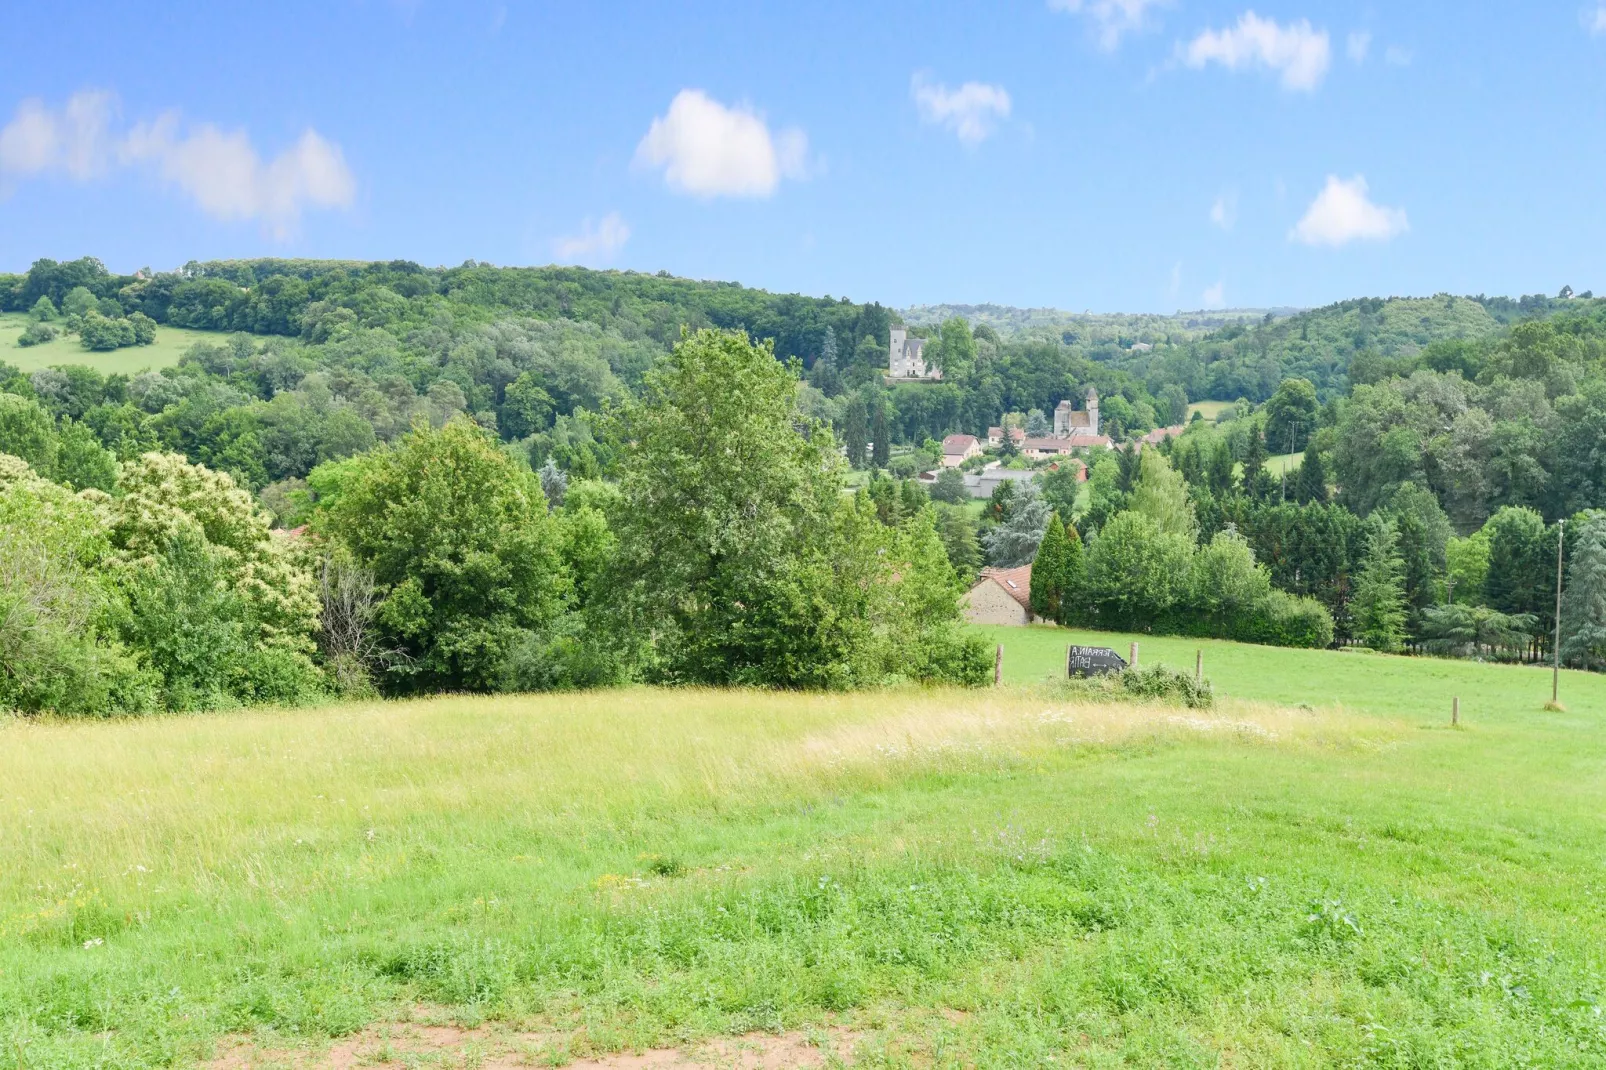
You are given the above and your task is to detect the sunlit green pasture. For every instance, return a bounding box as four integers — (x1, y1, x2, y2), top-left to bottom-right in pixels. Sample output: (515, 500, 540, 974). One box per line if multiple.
(2, 638, 1604, 1067)
(0, 313, 220, 374)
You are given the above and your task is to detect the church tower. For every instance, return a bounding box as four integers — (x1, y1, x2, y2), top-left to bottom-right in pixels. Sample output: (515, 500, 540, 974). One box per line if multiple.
(1085, 386, 1099, 436)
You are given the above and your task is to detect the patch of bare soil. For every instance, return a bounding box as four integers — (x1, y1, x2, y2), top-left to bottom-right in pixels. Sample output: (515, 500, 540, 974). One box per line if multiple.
(203, 1019, 863, 1069)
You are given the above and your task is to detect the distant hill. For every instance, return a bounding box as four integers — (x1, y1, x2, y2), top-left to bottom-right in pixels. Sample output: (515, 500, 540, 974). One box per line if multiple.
(901, 303, 1305, 344)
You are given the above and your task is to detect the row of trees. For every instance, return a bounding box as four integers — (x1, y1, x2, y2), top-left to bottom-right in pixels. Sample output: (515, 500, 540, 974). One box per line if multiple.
(1, 331, 989, 715)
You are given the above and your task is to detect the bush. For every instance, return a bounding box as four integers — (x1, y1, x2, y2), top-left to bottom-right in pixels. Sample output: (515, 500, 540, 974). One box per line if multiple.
(1118, 663, 1215, 708)
(1229, 589, 1335, 649)
(18, 322, 58, 347)
(1058, 662, 1215, 709)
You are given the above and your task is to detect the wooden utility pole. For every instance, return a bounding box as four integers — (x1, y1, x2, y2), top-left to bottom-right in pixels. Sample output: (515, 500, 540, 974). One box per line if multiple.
(1553, 518, 1566, 706)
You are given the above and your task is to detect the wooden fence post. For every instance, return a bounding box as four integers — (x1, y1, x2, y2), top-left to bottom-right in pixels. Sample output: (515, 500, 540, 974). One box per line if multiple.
(1452, 697, 1459, 727)
(1129, 642, 1139, 669)
(1065, 644, 1073, 680)
(1195, 649, 1202, 684)
(994, 644, 1003, 687)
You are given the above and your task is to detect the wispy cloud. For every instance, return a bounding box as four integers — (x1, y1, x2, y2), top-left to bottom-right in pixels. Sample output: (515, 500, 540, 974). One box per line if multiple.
(0, 90, 354, 237)
(1180, 12, 1331, 92)
(910, 74, 1012, 146)
(1588, 6, 1606, 35)
(553, 212, 630, 263)
(1202, 280, 1226, 308)
(1384, 45, 1413, 66)
(1210, 191, 1238, 231)
(1346, 31, 1371, 63)
(635, 89, 807, 199)
(1049, 0, 1167, 50)
(1290, 175, 1408, 247)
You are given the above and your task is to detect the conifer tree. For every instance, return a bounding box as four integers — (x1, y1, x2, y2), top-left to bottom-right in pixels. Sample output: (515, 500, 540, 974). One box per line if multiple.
(842, 394, 868, 469)
(1294, 440, 1329, 504)
(871, 397, 891, 469)
(1352, 518, 1408, 653)
(1059, 522, 1087, 625)
(1029, 511, 1068, 621)
(1561, 512, 1606, 670)
(1240, 425, 1271, 500)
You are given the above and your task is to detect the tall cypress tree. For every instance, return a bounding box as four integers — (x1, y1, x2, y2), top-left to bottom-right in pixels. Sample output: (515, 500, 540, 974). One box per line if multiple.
(1060, 522, 1087, 625)
(842, 394, 868, 469)
(1029, 511, 1068, 621)
(871, 397, 891, 469)
(1293, 440, 1329, 504)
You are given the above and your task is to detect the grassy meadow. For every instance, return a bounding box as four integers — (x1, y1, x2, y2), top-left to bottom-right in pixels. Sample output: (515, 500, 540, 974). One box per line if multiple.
(3, 635, 1605, 1067)
(0, 313, 219, 374)
(1185, 400, 1234, 421)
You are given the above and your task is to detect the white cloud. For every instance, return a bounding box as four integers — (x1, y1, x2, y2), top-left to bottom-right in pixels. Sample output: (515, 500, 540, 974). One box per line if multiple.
(1290, 174, 1408, 247)
(1202, 280, 1226, 308)
(553, 211, 631, 262)
(634, 89, 807, 198)
(1049, 0, 1166, 50)
(910, 74, 1012, 146)
(1590, 6, 1606, 35)
(1181, 12, 1332, 92)
(1346, 31, 1371, 63)
(1209, 191, 1237, 230)
(0, 90, 117, 180)
(0, 91, 354, 236)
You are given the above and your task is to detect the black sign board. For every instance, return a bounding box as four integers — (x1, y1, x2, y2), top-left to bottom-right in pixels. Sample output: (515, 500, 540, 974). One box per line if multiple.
(1066, 645, 1127, 678)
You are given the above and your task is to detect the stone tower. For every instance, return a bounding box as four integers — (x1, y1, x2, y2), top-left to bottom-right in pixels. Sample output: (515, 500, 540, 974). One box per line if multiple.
(1084, 385, 1099, 436)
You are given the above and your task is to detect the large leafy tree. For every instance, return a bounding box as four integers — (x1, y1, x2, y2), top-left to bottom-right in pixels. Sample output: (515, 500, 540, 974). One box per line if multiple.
(1085, 510, 1194, 629)
(1263, 377, 1319, 454)
(608, 328, 983, 688)
(324, 418, 566, 692)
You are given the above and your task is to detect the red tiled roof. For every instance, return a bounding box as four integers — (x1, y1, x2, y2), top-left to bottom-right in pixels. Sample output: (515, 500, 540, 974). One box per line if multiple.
(977, 565, 1033, 610)
(942, 434, 979, 455)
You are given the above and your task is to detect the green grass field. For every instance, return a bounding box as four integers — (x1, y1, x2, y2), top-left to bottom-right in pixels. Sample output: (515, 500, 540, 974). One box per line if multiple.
(3, 633, 1604, 1067)
(1186, 400, 1234, 421)
(0, 313, 221, 375)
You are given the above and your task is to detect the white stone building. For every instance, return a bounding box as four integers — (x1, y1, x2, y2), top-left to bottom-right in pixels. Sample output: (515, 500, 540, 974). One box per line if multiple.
(888, 327, 941, 379)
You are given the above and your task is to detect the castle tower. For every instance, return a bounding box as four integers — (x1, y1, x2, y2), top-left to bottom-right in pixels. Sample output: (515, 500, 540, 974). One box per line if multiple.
(889, 327, 907, 376)
(1085, 386, 1099, 437)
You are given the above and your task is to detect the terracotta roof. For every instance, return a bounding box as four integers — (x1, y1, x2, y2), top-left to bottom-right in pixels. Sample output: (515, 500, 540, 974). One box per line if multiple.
(942, 434, 979, 455)
(977, 565, 1033, 610)
(1141, 425, 1187, 445)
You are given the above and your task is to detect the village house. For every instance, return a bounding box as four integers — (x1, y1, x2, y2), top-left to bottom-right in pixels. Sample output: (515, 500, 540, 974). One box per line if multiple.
(940, 433, 981, 467)
(963, 565, 1033, 625)
(986, 425, 1026, 448)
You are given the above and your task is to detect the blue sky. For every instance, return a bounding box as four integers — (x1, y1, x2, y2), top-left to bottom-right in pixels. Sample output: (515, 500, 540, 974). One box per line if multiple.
(2, 2, 1604, 312)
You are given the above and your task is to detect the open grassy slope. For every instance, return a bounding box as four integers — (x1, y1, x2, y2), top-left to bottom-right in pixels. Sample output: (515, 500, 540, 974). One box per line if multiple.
(0, 313, 219, 374)
(2, 641, 1604, 1067)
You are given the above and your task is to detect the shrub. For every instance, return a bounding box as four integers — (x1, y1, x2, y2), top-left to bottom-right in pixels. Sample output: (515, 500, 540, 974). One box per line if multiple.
(18, 322, 58, 347)
(1058, 662, 1215, 709)
(1118, 664, 1215, 708)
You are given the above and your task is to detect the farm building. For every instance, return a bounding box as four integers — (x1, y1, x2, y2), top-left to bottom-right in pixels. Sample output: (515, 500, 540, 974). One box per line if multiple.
(964, 565, 1033, 625)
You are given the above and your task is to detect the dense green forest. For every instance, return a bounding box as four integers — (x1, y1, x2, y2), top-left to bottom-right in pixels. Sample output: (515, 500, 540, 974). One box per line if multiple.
(4, 255, 1606, 716)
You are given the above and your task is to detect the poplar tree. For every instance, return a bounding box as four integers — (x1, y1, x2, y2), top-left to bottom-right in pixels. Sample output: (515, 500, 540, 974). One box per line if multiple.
(842, 394, 869, 469)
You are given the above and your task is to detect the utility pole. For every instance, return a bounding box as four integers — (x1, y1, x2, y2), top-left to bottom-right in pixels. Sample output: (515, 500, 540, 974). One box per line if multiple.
(1553, 518, 1566, 706)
